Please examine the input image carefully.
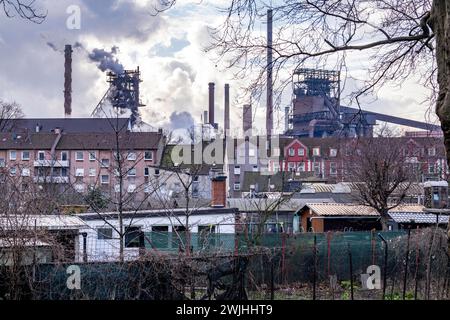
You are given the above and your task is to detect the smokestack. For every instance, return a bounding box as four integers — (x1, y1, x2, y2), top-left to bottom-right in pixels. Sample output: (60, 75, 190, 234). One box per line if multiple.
(208, 82, 215, 126)
(266, 9, 273, 135)
(224, 84, 230, 134)
(64, 44, 73, 117)
(285, 106, 290, 133)
(243, 104, 252, 134)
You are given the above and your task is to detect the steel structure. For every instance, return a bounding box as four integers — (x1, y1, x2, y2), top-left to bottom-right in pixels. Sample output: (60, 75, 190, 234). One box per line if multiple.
(92, 67, 144, 125)
(287, 68, 440, 137)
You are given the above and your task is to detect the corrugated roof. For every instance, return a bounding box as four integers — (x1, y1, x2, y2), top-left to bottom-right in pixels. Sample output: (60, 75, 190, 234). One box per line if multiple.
(305, 203, 379, 216)
(0, 215, 87, 230)
(388, 204, 425, 213)
(388, 212, 449, 224)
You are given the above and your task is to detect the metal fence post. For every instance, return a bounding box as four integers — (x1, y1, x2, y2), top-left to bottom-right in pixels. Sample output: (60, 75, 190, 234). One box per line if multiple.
(313, 234, 317, 300)
(378, 233, 388, 300)
(403, 229, 411, 300)
(348, 243, 354, 300)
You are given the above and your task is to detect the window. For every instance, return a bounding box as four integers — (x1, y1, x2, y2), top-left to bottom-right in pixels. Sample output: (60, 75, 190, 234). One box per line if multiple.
(151, 226, 169, 248)
(154, 169, 160, 176)
(125, 226, 142, 248)
(144, 151, 153, 161)
(75, 151, 84, 161)
(249, 148, 255, 157)
(21, 183, 28, 192)
(61, 151, 68, 161)
(37, 167, 45, 177)
(128, 168, 136, 176)
(428, 163, 435, 174)
(313, 162, 320, 173)
(97, 228, 113, 240)
(89, 151, 96, 161)
(9, 151, 16, 161)
(428, 147, 436, 156)
(298, 148, 305, 156)
(330, 162, 337, 175)
(61, 168, 68, 177)
(101, 174, 109, 184)
(289, 148, 295, 156)
(128, 184, 136, 193)
(101, 159, 109, 168)
(21, 168, 30, 176)
(233, 182, 241, 191)
(330, 148, 338, 157)
(312, 147, 320, 156)
(0, 158, 5, 168)
(288, 162, 296, 172)
(127, 152, 137, 161)
(22, 151, 30, 161)
(144, 167, 150, 177)
(298, 162, 306, 172)
(89, 168, 96, 177)
(253, 165, 258, 172)
(38, 151, 45, 161)
(75, 184, 84, 192)
(75, 168, 84, 177)
(234, 166, 241, 175)
(9, 167, 16, 176)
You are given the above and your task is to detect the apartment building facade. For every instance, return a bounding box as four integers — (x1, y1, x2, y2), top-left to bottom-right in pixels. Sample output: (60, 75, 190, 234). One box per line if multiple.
(0, 129, 166, 206)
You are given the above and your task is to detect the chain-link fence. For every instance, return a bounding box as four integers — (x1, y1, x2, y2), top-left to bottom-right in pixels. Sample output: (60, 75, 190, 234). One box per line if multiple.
(0, 228, 448, 300)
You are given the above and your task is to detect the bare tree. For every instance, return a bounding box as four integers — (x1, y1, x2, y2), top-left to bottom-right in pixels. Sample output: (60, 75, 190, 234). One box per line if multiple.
(344, 128, 414, 230)
(0, 100, 24, 132)
(0, 0, 46, 23)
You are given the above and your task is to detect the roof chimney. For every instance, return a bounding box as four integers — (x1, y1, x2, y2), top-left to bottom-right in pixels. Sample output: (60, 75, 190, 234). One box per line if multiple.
(211, 172, 227, 208)
(208, 82, 215, 126)
(243, 104, 252, 134)
(64, 44, 73, 117)
(224, 84, 230, 134)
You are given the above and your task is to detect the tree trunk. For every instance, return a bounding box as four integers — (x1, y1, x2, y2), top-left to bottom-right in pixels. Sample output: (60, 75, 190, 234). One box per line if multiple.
(431, 0, 450, 274)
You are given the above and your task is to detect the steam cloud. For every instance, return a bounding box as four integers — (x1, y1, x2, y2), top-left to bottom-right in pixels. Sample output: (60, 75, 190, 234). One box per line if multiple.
(88, 46, 124, 74)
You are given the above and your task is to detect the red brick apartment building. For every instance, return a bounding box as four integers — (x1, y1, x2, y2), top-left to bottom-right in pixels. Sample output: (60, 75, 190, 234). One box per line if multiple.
(0, 124, 165, 202)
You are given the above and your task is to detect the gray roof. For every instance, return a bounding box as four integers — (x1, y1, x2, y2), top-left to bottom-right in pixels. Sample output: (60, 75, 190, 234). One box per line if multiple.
(0, 131, 163, 150)
(4, 118, 130, 133)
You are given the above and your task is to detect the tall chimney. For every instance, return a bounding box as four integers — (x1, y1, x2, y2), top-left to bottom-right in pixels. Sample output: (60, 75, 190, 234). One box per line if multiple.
(208, 82, 215, 126)
(243, 104, 252, 134)
(285, 106, 290, 133)
(224, 84, 230, 134)
(266, 9, 273, 136)
(64, 44, 73, 117)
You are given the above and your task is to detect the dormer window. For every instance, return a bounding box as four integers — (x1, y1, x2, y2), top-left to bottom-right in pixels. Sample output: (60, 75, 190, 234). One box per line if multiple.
(298, 148, 305, 156)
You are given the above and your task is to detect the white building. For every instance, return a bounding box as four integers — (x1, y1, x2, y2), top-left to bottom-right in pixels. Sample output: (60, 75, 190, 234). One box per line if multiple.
(76, 207, 239, 262)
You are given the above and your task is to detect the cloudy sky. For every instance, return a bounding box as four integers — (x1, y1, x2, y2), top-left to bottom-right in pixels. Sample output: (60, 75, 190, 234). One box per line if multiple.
(0, 0, 438, 134)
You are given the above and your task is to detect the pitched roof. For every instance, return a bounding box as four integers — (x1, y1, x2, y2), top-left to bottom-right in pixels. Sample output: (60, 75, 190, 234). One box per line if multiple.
(4, 118, 130, 133)
(303, 203, 379, 216)
(0, 132, 163, 150)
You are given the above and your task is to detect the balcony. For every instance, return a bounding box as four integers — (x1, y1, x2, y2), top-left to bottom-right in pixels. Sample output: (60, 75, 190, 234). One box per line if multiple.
(34, 160, 70, 167)
(33, 176, 69, 184)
